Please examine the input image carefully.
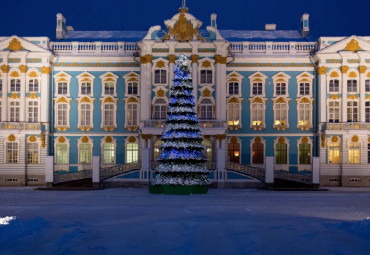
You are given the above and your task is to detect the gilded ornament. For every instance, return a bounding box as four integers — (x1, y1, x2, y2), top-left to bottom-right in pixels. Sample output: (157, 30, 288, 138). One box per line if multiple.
(368, 136, 370, 143)
(347, 94, 358, 100)
(156, 61, 166, 68)
(331, 136, 339, 143)
(299, 97, 311, 104)
(81, 136, 89, 143)
(348, 71, 357, 78)
(29, 135, 37, 142)
(367, 72, 370, 78)
(157, 89, 165, 97)
(9, 93, 20, 99)
(278, 137, 285, 144)
(321, 134, 326, 148)
(41, 134, 45, 148)
(141, 134, 152, 148)
(105, 78, 114, 82)
(215, 55, 227, 64)
(128, 136, 136, 143)
(341, 66, 349, 74)
(167, 13, 199, 42)
(275, 97, 287, 104)
(277, 74, 286, 77)
(56, 97, 69, 104)
(145, 55, 153, 63)
(202, 89, 211, 97)
(168, 55, 176, 64)
(28, 71, 38, 77)
(300, 78, 309, 82)
(40, 66, 51, 74)
(8, 134, 16, 141)
(58, 136, 66, 143)
(80, 97, 93, 103)
(252, 97, 263, 104)
(252, 78, 262, 82)
(254, 137, 262, 144)
(8, 38, 23, 51)
(351, 135, 359, 142)
(366, 95, 370, 100)
(19, 65, 27, 73)
(103, 97, 115, 103)
(10, 71, 20, 77)
(276, 78, 285, 82)
(128, 78, 138, 82)
(329, 94, 340, 100)
(102, 126, 115, 131)
(344, 39, 361, 52)
(27, 93, 38, 99)
(56, 72, 67, 77)
(126, 97, 139, 103)
(191, 55, 199, 64)
(228, 97, 239, 103)
(300, 73, 310, 77)
(359, 66, 367, 74)
(330, 71, 339, 78)
(228, 78, 239, 82)
(201, 60, 211, 68)
(301, 136, 309, 144)
(317, 66, 327, 75)
(105, 136, 113, 143)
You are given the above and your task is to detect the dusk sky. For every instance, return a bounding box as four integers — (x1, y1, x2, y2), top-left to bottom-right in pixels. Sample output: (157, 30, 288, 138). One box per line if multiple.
(0, 0, 369, 39)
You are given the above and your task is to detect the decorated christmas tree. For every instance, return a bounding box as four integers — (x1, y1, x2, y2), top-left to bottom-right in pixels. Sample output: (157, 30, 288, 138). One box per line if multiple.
(150, 53, 209, 194)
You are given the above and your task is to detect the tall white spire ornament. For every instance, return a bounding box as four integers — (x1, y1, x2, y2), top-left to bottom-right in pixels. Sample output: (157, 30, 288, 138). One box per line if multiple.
(179, 0, 189, 13)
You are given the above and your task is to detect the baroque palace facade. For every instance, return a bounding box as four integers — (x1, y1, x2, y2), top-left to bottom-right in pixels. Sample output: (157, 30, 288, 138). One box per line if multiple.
(0, 7, 370, 187)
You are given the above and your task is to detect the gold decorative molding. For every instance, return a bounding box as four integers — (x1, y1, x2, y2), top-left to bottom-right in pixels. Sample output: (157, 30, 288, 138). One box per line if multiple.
(329, 94, 340, 100)
(278, 137, 285, 144)
(215, 134, 227, 147)
(167, 13, 199, 42)
(102, 126, 116, 132)
(201, 88, 211, 97)
(58, 136, 66, 143)
(368, 136, 370, 143)
(348, 94, 358, 100)
(156, 60, 166, 68)
(157, 89, 165, 97)
(168, 55, 176, 64)
(1, 65, 10, 73)
(10, 70, 20, 77)
(8, 134, 16, 142)
(344, 39, 361, 52)
(321, 134, 326, 147)
(41, 134, 45, 148)
(78, 126, 93, 132)
(126, 97, 139, 103)
(341, 66, 349, 74)
(8, 38, 23, 51)
(140, 55, 153, 64)
(331, 136, 339, 143)
(28, 71, 38, 78)
(191, 55, 199, 64)
(19, 65, 27, 73)
(105, 136, 113, 143)
(29, 135, 37, 143)
(128, 136, 137, 143)
(359, 66, 367, 74)
(40, 66, 52, 74)
(254, 136, 262, 144)
(348, 71, 357, 78)
(79, 96, 93, 103)
(330, 71, 339, 78)
(251, 97, 264, 104)
(367, 72, 370, 78)
(228, 97, 239, 103)
(9, 93, 20, 99)
(215, 55, 227, 64)
(103, 97, 115, 103)
(81, 136, 89, 143)
(301, 136, 309, 144)
(55, 126, 70, 132)
(317, 66, 328, 75)
(351, 135, 359, 142)
(56, 97, 70, 104)
(201, 60, 211, 68)
(275, 97, 288, 104)
(127, 126, 139, 132)
(27, 93, 38, 99)
(141, 134, 152, 148)
(366, 95, 370, 100)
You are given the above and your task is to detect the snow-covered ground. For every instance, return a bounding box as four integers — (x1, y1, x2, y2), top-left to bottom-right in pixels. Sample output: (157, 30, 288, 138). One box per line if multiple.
(0, 187, 369, 255)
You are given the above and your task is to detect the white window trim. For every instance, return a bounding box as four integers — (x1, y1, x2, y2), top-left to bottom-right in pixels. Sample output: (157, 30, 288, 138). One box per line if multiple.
(227, 71, 244, 97)
(100, 72, 119, 97)
(100, 137, 117, 165)
(297, 137, 313, 171)
(26, 68, 41, 93)
(5, 136, 20, 164)
(124, 137, 139, 164)
(296, 71, 314, 98)
(248, 72, 267, 97)
(77, 72, 95, 97)
(248, 97, 267, 130)
(100, 96, 118, 130)
(123, 72, 140, 97)
(152, 58, 169, 86)
(54, 137, 70, 168)
(327, 136, 341, 165)
(198, 58, 215, 86)
(250, 137, 266, 166)
(272, 72, 291, 97)
(27, 137, 41, 164)
(327, 98, 341, 123)
(26, 98, 40, 123)
(272, 97, 290, 130)
(198, 94, 216, 120)
(8, 68, 21, 93)
(77, 137, 93, 167)
(273, 137, 290, 171)
(346, 99, 359, 122)
(54, 96, 71, 130)
(326, 69, 342, 94)
(8, 98, 20, 122)
(346, 139, 362, 164)
(124, 96, 140, 128)
(227, 96, 243, 129)
(54, 71, 72, 97)
(296, 97, 313, 130)
(77, 96, 94, 131)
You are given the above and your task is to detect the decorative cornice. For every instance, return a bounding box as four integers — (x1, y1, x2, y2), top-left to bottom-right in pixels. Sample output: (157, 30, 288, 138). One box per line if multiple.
(168, 55, 176, 64)
(215, 55, 227, 64)
(341, 65, 349, 74)
(1, 65, 9, 73)
(191, 55, 199, 64)
(19, 65, 27, 73)
(317, 66, 327, 75)
(41, 66, 52, 74)
(140, 55, 153, 64)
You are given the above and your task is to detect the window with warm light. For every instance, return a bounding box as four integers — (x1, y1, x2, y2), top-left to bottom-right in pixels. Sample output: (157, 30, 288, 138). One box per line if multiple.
(126, 143, 138, 163)
(228, 143, 240, 163)
(103, 143, 115, 164)
(6, 142, 19, 164)
(328, 142, 340, 164)
(298, 103, 311, 127)
(252, 142, 264, 164)
(79, 144, 92, 164)
(56, 144, 68, 164)
(348, 142, 360, 164)
(228, 103, 240, 127)
(27, 142, 39, 164)
(251, 103, 264, 126)
(274, 103, 287, 126)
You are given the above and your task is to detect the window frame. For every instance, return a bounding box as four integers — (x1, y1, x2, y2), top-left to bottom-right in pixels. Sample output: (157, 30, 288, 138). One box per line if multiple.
(27, 140, 40, 164)
(101, 137, 117, 165)
(54, 97, 71, 130)
(198, 58, 215, 86)
(27, 99, 40, 123)
(9, 99, 20, 122)
(123, 72, 140, 97)
(5, 139, 19, 164)
(248, 72, 267, 98)
(101, 96, 118, 131)
(272, 72, 291, 98)
(54, 72, 72, 97)
(77, 72, 95, 97)
(327, 100, 341, 123)
(152, 58, 169, 86)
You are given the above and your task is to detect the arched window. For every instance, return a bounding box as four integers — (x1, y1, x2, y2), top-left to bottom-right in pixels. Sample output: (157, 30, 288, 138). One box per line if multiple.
(252, 141, 264, 164)
(298, 102, 311, 127)
(153, 139, 163, 161)
(126, 143, 139, 163)
(202, 139, 213, 162)
(103, 103, 114, 127)
(274, 102, 288, 127)
(328, 142, 340, 164)
(127, 103, 138, 126)
(348, 142, 360, 164)
(153, 98, 167, 120)
(251, 102, 264, 127)
(6, 141, 19, 164)
(79, 143, 92, 164)
(27, 141, 39, 164)
(56, 103, 68, 126)
(199, 98, 213, 120)
(347, 101, 358, 122)
(228, 142, 240, 163)
(228, 102, 240, 127)
(80, 103, 92, 126)
(328, 101, 340, 123)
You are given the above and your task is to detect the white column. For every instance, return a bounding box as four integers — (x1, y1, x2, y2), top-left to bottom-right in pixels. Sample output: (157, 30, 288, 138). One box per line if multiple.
(140, 137, 151, 180)
(168, 54, 175, 87)
(45, 156, 54, 186)
(140, 55, 152, 122)
(19, 65, 27, 122)
(341, 68, 348, 122)
(92, 156, 100, 188)
(216, 138, 226, 181)
(312, 157, 320, 187)
(1, 65, 9, 121)
(318, 68, 327, 123)
(359, 69, 366, 122)
(215, 55, 227, 121)
(191, 55, 198, 102)
(40, 67, 51, 123)
(265, 156, 274, 188)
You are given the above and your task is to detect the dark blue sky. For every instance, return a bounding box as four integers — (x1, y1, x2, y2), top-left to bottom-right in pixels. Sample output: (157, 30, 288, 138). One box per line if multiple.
(0, 0, 369, 39)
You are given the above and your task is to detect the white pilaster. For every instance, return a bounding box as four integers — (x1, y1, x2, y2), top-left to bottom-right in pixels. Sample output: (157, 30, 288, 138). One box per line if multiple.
(169, 62, 174, 87)
(192, 57, 198, 101)
(341, 71, 348, 122)
(19, 69, 26, 122)
(139, 55, 152, 122)
(359, 70, 366, 122)
(140, 138, 151, 180)
(216, 139, 226, 180)
(318, 72, 326, 123)
(1, 67, 9, 121)
(215, 57, 227, 121)
(40, 67, 51, 123)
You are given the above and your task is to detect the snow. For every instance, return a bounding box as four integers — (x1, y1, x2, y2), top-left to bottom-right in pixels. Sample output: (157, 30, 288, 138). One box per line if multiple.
(219, 30, 303, 41)
(0, 187, 370, 254)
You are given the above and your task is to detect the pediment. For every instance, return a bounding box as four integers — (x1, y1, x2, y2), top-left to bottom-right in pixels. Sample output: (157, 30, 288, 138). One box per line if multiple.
(318, 36, 370, 54)
(0, 36, 50, 53)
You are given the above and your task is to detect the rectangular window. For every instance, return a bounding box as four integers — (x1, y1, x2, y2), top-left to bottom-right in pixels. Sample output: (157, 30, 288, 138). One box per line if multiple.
(276, 83, 286, 95)
(299, 83, 310, 95)
(298, 103, 311, 127)
(368, 142, 370, 164)
(365, 80, 370, 93)
(252, 83, 263, 95)
(228, 103, 240, 126)
(103, 104, 114, 126)
(28, 101, 38, 123)
(127, 103, 138, 126)
(81, 82, 91, 95)
(10, 79, 21, 92)
(103, 143, 115, 164)
(200, 105, 213, 120)
(79, 144, 91, 164)
(228, 143, 240, 163)
(104, 82, 115, 95)
(57, 82, 68, 95)
(0, 79, 2, 92)
(252, 143, 264, 164)
(276, 143, 287, 164)
(154, 70, 167, 84)
(57, 103, 68, 126)
(28, 79, 39, 92)
(299, 144, 311, 164)
(366, 102, 370, 123)
(329, 80, 339, 92)
(7, 142, 18, 164)
(347, 80, 357, 93)
(27, 143, 39, 164)
(80, 104, 91, 126)
(348, 142, 360, 164)
(274, 103, 287, 126)
(200, 70, 212, 84)
(10, 101, 20, 122)
(127, 82, 138, 95)
(229, 82, 239, 95)
(347, 101, 358, 122)
(328, 142, 340, 164)
(126, 143, 138, 163)
(56, 144, 68, 164)
(328, 101, 340, 123)
(251, 103, 264, 126)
